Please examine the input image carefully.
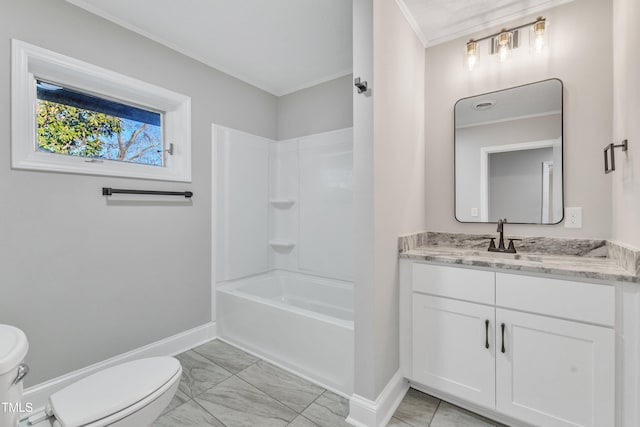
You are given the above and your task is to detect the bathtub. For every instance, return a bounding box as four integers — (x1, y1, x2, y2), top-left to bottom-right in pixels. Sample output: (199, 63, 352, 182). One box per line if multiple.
(217, 270, 354, 395)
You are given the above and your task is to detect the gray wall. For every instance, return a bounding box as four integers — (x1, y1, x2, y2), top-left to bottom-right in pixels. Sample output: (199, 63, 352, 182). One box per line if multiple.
(277, 74, 353, 140)
(425, 0, 612, 238)
(1, 0, 277, 386)
(488, 147, 553, 223)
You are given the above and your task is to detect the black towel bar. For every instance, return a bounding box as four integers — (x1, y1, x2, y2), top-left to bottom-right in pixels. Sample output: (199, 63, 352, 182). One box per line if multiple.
(604, 139, 628, 174)
(102, 187, 193, 198)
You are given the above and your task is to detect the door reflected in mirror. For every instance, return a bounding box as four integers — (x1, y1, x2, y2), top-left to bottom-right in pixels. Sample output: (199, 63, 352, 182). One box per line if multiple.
(454, 79, 563, 224)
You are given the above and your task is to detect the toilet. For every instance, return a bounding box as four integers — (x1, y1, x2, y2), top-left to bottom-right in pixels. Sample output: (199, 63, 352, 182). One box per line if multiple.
(0, 325, 181, 427)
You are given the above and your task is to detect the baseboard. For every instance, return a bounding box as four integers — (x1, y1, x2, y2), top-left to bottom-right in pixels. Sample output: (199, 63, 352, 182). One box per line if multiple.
(23, 322, 217, 413)
(346, 370, 408, 427)
(408, 381, 532, 427)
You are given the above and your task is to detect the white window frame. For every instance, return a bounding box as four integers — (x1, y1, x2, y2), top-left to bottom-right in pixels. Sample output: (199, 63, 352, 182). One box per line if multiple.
(11, 39, 191, 182)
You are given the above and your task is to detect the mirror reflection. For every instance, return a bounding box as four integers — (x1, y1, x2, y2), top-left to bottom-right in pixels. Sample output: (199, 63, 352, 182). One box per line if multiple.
(454, 79, 563, 224)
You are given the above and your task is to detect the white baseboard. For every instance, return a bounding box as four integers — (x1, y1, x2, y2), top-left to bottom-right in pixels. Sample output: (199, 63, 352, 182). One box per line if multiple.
(347, 370, 408, 427)
(408, 381, 530, 427)
(23, 322, 217, 413)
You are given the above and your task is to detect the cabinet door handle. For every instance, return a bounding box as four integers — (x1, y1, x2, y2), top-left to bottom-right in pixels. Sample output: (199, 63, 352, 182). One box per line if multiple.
(501, 323, 506, 354)
(484, 319, 490, 349)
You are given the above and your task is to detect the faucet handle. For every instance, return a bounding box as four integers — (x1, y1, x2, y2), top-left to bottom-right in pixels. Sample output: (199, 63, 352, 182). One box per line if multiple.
(487, 238, 496, 250)
(507, 238, 521, 253)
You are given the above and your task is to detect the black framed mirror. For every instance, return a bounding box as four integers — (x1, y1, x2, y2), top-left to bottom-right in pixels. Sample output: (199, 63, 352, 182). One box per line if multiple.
(454, 78, 563, 224)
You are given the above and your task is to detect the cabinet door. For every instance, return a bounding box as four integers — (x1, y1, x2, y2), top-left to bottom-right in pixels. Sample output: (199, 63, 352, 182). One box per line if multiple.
(412, 294, 495, 409)
(496, 309, 614, 427)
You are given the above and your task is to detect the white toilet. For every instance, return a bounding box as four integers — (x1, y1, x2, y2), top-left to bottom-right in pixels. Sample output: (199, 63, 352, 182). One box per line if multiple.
(0, 325, 182, 427)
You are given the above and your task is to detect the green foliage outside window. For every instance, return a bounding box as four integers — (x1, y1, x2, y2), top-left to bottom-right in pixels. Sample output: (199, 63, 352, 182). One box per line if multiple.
(36, 100, 162, 165)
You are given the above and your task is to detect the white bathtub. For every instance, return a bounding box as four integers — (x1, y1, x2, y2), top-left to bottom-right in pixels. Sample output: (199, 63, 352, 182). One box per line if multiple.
(217, 270, 354, 395)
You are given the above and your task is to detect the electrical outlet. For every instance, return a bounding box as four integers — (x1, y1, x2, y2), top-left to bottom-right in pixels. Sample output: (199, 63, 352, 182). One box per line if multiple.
(565, 207, 583, 229)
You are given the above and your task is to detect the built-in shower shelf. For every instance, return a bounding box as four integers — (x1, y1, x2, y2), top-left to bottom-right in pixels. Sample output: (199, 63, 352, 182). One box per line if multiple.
(269, 199, 296, 208)
(269, 240, 296, 249)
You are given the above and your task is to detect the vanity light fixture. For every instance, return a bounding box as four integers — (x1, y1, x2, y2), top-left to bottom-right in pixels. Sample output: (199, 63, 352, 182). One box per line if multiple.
(465, 17, 547, 70)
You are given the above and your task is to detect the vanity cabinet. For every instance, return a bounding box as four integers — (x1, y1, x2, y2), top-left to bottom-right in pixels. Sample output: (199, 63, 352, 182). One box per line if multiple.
(495, 308, 614, 427)
(413, 294, 496, 408)
(402, 261, 616, 427)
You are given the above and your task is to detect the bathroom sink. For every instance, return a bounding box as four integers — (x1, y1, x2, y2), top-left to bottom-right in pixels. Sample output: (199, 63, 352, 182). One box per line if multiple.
(415, 247, 545, 264)
(468, 250, 543, 263)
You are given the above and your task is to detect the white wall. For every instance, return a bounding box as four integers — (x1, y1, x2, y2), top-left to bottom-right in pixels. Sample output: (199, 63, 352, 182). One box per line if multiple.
(270, 130, 354, 281)
(352, 0, 377, 402)
(214, 127, 271, 282)
(425, 0, 613, 238)
(269, 140, 300, 271)
(612, 0, 640, 248)
(215, 128, 353, 282)
(277, 74, 354, 140)
(352, 0, 426, 402)
(297, 130, 353, 280)
(371, 0, 426, 398)
(1, 0, 277, 386)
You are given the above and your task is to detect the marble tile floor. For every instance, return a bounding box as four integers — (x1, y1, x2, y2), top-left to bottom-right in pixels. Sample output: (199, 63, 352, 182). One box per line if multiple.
(388, 388, 508, 427)
(153, 339, 351, 427)
(155, 339, 506, 427)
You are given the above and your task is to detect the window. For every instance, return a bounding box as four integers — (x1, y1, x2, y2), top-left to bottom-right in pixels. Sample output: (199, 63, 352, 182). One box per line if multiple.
(36, 80, 164, 166)
(12, 40, 191, 181)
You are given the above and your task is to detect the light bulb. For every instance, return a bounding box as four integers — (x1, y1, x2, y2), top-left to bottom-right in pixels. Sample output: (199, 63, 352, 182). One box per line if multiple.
(466, 40, 478, 70)
(497, 31, 511, 62)
(535, 35, 544, 52)
(534, 18, 546, 53)
(468, 53, 477, 70)
(499, 44, 509, 62)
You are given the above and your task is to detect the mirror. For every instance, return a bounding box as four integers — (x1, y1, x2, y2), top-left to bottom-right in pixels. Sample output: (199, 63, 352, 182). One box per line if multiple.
(454, 79, 563, 224)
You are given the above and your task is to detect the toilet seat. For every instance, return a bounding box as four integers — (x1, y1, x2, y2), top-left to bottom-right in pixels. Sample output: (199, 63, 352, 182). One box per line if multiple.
(47, 357, 181, 427)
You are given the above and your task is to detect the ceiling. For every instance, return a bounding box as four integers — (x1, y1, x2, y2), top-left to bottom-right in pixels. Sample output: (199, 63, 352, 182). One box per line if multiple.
(65, 0, 352, 96)
(66, 0, 573, 97)
(397, 0, 574, 47)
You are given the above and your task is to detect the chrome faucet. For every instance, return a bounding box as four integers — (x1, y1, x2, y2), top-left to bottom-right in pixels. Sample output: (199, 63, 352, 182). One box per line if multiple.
(488, 218, 519, 253)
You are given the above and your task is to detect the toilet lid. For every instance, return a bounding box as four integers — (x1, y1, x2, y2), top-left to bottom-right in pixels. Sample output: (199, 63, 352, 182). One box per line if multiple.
(49, 357, 180, 427)
(0, 324, 28, 375)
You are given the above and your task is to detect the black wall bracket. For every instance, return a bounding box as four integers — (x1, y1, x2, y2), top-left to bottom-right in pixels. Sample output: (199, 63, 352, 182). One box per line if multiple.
(604, 139, 629, 174)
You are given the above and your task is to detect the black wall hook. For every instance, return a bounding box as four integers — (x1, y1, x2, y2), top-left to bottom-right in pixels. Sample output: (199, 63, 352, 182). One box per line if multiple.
(354, 77, 368, 94)
(604, 139, 628, 174)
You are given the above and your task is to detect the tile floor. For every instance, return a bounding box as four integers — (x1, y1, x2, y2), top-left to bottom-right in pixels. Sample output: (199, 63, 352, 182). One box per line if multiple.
(388, 389, 508, 427)
(154, 339, 506, 427)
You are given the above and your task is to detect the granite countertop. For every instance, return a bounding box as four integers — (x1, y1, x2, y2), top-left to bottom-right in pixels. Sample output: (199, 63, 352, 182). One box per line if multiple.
(399, 232, 640, 284)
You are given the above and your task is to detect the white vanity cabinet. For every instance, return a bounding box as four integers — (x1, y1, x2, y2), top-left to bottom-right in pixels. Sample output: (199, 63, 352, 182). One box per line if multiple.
(495, 308, 614, 427)
(401, 261, 616, 427)
(413, 294, 496, 408)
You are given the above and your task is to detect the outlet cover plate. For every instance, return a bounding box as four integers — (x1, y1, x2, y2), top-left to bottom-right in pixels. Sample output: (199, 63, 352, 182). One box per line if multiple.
(565, 207, 583, 229)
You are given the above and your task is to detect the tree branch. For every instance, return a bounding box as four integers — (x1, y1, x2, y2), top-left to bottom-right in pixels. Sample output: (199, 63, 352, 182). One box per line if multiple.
(117, 132, 124, 155)
(120, 124, 148, 159)
(126, 143, 158, 162)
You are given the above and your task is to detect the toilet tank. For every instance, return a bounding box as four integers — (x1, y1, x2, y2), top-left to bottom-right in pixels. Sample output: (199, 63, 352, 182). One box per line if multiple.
(0, 325, 29, 427)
